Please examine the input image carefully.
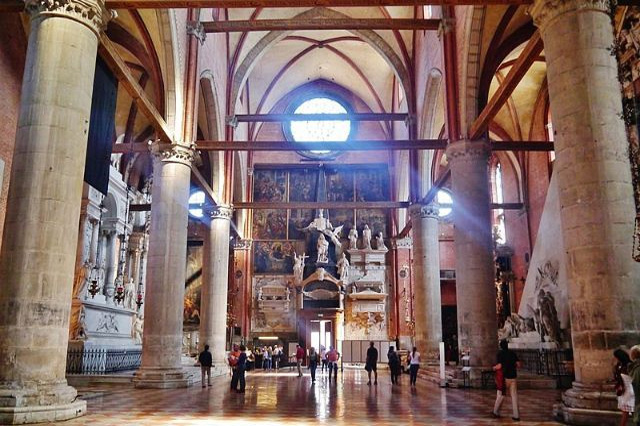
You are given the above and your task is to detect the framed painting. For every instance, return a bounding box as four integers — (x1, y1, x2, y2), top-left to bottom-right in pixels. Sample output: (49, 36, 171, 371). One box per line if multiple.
(288, 208, 314, 240)
(253, 241, 296, 274)
(356, 208, 387, 237)
(355, 168, 389, 201)
(289, 169, 318, 201)
(253, 209, 287, 240)
(326, 169, 354, 202)
(328, 209, 354, 239)
(253, 169, 287, 202)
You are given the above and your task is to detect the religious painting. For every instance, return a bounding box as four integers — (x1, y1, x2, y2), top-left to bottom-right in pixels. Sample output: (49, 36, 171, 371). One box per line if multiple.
(253, 209, 287, 240)
(289, 169, 318, 201)
(326, 169, 354, 201)
(355, 168, 389, 201)
(288, 209, 314, 240)
(253, 169, 287, 202)
(328, 209, 354, 239)
(184, 246, 202, 329)
(617, 7, 640, 260)
(253, 241, 296, 274)
(356, 209, 387, 237)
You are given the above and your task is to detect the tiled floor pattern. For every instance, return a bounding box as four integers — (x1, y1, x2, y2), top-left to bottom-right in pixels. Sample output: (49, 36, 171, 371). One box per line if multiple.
(58, 368, 564, 425)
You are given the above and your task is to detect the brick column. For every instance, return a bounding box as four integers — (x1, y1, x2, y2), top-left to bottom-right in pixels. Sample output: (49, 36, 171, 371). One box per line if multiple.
(134, 143, 195, 389)
(409, 203, 442, 359)
(446, 140, 497, 382)
(531, 1, 640, 424)
(0, 1, 109, 423)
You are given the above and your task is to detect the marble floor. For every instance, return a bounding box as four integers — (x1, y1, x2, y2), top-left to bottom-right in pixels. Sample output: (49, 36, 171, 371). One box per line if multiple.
(59, 368, 565, 425)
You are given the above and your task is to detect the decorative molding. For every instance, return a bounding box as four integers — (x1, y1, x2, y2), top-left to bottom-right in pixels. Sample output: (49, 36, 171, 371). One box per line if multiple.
(445, 139, 490, 163)
(528, 0, 610, 30)
(150, 142, 196, 167)
(186, 20, 206, 45)
(233, 239, 252, 250)
(210, 204, 233, 221)
(392, 237, 413, 250)
(438, 17, 455, 37)
(409, 203, 440, 220)
(25, 0, 112, 35)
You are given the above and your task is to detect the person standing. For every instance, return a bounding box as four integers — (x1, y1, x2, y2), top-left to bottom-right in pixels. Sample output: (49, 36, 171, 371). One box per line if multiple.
(327, 346, 340, 383)
(408, 346, 420, 387)
(235, 344, 248, 393)
(614, 348, 635, 426)
(365, 341, 378, 385)
(388, 346, 401, 385)
(296, 344, 305, 377)
(628, 345, 640, 426)
(320, 345, 327, 372)
(309, 347, 319, 383)
(492, 340, 521, 421)
(273, 345, 281, 370)
(198, 344, 213, 388)
(228, 344, 241, 391)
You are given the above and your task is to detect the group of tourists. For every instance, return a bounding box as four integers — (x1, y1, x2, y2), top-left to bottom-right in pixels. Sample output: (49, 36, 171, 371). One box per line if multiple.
(257, 345, 284, 370)
(302, 344, 341, 382)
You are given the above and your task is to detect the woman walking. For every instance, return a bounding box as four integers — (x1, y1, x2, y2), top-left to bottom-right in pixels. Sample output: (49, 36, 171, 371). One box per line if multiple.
(614, 348, 635, 426)
(388, 346, 401, 385)
(408, 346, 420, 387)
(309, 347, 319, 383)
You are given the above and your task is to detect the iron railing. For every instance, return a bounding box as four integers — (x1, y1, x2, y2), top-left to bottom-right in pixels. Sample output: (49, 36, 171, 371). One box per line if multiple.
(66, 348, 141, 374)
(513, 348, 574, 388)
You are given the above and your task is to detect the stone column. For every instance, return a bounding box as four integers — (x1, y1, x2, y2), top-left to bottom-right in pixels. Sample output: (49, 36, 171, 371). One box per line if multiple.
(200, 205, 233, 365)
(133, 143, 196, 389)
(409, 202, 442, 359)
(0, 1, 108, 423)
(88, 218, 100, 265)
(531, 1, 640, 424)
(103, 230, 119, 303)
(446, 140, 497, 379)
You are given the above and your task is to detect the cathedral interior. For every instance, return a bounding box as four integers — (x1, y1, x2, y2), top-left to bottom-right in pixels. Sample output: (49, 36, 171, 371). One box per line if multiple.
(0, 0, 640, 424)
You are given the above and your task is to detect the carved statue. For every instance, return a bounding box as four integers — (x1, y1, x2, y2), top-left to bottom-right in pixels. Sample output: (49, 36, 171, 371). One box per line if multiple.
(362, 224, 372, 250)
(132, 314, 144, 344)
(293, 252, 305, 285)
(375, 232, 387, 251)
(124, 278, 136, 310)
(348, 228, 358, 250)
(316, 234, 329, 263)
(71, 307, 88, 341)
(96, 313, 119, 333)
(537, 289, 562, 344)
(337, 253, 350, 282)
(317, 267, 326, 282)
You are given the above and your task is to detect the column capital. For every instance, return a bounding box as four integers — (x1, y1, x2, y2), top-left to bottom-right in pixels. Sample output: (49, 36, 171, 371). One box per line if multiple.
(445, 139, 490, 163)
(186, 20, 206, 45)
(528, 0, 610, 30)
(25, 0, 112, 35)
(150, 142, 197, 167)
(409, 203, 440, 220)
(210, 205, 233, 221)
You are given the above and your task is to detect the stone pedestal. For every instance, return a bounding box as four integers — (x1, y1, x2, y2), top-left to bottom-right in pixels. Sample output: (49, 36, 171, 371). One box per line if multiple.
(531, 1, 640, 423)
(134, 144, 195, 389)
(199, 205, 233, 365)
(0, 1, 108, 423)
(409, 203, 442, 359)
(446, 140, 497, 383)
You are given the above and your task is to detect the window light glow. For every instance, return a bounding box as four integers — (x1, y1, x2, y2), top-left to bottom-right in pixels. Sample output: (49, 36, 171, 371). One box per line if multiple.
(437, 189, 453, 217)
(189, 190, 205, 218)
(290, 97, 351, 154)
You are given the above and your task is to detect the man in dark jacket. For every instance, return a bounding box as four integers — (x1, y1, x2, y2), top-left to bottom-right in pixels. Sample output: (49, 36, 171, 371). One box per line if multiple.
(365, 341, 378, 385)
(199, 344, 213, 388)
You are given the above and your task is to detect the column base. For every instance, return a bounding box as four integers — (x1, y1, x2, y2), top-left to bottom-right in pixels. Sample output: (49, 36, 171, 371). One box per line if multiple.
(553, 382, 620, 426)
(133, 367, 194, 389)
(0, 383, 86, 424)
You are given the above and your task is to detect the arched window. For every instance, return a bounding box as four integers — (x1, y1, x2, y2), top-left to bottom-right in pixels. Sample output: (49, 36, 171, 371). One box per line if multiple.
(493, 162, 507, 245)
(189, 190, 205, 218)
(285, 95, 353, 159)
